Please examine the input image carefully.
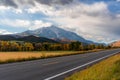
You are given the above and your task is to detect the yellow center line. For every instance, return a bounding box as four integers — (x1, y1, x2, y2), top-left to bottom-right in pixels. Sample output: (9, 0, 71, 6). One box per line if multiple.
(43, 62, 59, 66)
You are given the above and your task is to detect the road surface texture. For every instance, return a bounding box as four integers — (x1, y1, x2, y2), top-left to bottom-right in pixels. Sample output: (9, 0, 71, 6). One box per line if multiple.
(0, 49, 120, 80)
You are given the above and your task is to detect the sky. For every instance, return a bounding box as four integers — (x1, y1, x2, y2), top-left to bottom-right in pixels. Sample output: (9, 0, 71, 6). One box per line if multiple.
(0, 0, 120, 43)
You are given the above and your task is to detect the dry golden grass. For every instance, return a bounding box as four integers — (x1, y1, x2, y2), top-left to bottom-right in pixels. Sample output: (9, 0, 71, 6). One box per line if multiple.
(0, 49, 103, 63)
(0, 52, 42, 61)
(65, 53, 120, 80)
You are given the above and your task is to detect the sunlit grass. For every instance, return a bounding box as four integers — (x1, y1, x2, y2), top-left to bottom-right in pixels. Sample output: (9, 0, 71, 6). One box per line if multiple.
(0, 49, 102, 64)
(65, 53, 120, 80)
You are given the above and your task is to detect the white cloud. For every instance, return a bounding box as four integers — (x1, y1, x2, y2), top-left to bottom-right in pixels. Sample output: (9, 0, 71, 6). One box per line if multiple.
(0, 29, 12, 35)
(27, 1, 108, 17)
(116, 0, 120, 2)
(116, 14, 120, 17)
(56, 2, 108, 17)
(0, 19, 52, 30)
(27, 2, 55, 16)
(29, 20, 52, 30)
(0, 6, 10, 10)
(14, 9, 23, 14)
(0, 19, 30, 28)
(0, 6, 23, 14)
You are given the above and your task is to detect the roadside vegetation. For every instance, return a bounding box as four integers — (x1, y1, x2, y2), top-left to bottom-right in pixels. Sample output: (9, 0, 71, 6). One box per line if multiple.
(0, 49, 103, 64)
(0, 40, 111, 51)
(65, 54, 120, 80)
(0, 40, 113, 64)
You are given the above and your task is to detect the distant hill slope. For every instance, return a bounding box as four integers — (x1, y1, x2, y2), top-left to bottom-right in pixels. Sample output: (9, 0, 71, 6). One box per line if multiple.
(111, 41, 120, 47)
(0, 35, 57, 43)
(0, 35, 16, 40)
(18, 25, 94, 44)
(17, 35, 58, 43)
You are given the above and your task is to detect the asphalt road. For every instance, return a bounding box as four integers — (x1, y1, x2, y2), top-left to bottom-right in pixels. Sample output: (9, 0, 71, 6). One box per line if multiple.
(0, 49, 120, 80)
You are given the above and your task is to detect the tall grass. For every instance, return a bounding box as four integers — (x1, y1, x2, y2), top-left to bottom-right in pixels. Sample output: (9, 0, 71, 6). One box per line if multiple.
(65, 53, 120, 80)
(0, 49, 102, 64)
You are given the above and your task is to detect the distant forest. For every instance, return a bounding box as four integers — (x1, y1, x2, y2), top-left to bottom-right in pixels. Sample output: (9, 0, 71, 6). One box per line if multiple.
(0, 41, 111, 51)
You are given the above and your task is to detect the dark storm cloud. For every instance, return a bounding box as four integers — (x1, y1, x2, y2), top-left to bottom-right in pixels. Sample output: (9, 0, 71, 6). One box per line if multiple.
(19, 0, 35, 6)
(0, 0, 74, 8)
(0, 0, 18, 8)
(36, 0, 73, 5)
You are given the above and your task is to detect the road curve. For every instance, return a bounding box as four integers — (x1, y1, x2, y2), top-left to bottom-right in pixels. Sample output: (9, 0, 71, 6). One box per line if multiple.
(0, 49, 120, 80)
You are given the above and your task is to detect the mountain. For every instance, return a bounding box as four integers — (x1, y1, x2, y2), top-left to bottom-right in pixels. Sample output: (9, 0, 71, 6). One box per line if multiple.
(111, 40, 120, 47)
(18, 26, 93, 44)
(0, 35, 16, 41)
(0, 35, 57, 43)
(17, 35, 57, 43)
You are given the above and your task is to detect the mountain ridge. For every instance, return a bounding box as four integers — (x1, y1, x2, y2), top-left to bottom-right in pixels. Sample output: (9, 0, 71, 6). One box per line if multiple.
(0, 35, 58, 43)
(17, 25, 94, 44)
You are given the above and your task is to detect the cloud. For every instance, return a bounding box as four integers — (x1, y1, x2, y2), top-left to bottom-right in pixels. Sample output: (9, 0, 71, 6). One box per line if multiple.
(0, 29, 12, 35)
(0, 19, 30, 28)
(35, 0, 74, 6)
(0, 19, 52, 30)
(0, 5, 10, 10)
(57, 2, 108, 17)
(116, 0, 120, 2)
(0, 0, 74, 8)
(27, 2, 55, 14)
(43, 1, 120, 43)
(29, 20, 52, 30)
(0, 0, 74, 14)
(0, 0, 17, 8)
(27, 1, 108, 17)
(0, 0, 120, 43)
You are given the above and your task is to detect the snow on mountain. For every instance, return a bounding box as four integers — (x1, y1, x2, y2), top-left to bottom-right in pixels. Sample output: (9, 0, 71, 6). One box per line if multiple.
(18, 25, 93, 43)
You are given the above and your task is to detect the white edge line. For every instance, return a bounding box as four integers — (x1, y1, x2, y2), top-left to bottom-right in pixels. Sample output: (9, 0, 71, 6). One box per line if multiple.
(44, 51, 120, 80)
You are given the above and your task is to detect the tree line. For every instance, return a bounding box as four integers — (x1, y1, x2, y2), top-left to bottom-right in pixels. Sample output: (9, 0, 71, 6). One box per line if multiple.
(0, 41, 111, 51)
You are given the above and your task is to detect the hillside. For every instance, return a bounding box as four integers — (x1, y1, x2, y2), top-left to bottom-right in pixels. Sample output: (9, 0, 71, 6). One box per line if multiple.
(111, 41, 120, 47)
(0, 35, 57, 43)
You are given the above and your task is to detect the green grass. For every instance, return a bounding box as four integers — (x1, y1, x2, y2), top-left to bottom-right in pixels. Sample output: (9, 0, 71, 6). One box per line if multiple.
(65, 53, 120, 80)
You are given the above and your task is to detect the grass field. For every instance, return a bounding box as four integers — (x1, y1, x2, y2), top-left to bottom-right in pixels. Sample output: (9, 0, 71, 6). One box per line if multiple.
(0, 49, 102, 64)
(65, 53, 120, 80)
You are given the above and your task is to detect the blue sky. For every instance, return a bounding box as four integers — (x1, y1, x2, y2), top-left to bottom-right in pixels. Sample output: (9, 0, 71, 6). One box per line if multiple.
(0, 0, 120, 43)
